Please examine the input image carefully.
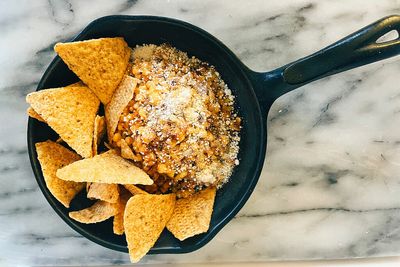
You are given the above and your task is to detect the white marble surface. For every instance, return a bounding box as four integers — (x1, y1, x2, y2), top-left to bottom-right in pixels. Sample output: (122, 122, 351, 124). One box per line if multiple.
(1, 0, 400, 266)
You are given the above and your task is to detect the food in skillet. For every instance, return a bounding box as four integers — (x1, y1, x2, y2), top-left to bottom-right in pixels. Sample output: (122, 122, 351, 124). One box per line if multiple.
(109, 44, 241, 198)
(26, 37, 240, 263)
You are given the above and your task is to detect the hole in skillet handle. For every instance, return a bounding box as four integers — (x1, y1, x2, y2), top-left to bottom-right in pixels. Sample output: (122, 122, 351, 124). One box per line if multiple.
(376, 29, 399, 43)
(282, 15, 400, 86)
(28, 15, 267, 255)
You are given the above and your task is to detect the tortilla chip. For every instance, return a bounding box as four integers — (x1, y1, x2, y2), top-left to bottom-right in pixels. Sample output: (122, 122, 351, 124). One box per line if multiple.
(66, 81, 84, 87)
(120, 139, 136, 160)
(27, 107, 45, 122)
(35, 141, 84, 208)
(56, 150, 153, 185)
(92, 115, 106, 156)
(86, 182, 92, 192)
(69, 200, 116, 224)
(54, 38, 131, 104)
(166, 187, 216, 241)
(104, 142, 113, 150)
(27, 81, 82, 123)
(113, 187, 132, 235)
(105, 75, 137, 142)
(124, 184, 148, 195)
(33, 84, 84, 130)
(124, 194, 176, 263)
(87, 183, 119, 203)
(26, 86, 100, 158)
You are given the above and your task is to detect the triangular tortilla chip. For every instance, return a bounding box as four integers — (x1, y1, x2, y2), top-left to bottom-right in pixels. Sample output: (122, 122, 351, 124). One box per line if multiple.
(66, 81, 84, 87)
(87, 183, 119, 203)
(93, 115, 106, 156)
(56, 150, 153, 185)
(124, 184, 148, 195)
(105, 75, 137, 142)
(124, 194, 176, 263)
(26, 86, 100, 158)
(104, 142, 113, 150)
(69, 200, 116, 224)
(54, 38, 131, 104)
(113, 187, 132, 235)
(166, 187, 216, 241)
(120, 139, 136, 160)
(27, 107, 45, 122)
(86, 182, 92, 192)
(35, 141, 84, 208)
(27, 82, 84, 122)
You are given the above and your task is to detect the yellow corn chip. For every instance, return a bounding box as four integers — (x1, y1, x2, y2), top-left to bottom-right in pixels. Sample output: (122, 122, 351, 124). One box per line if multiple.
(166, 187, 216, 241)
(27, 82, 84, 123)
(35, 141, 84, 208)
(56, 150, 153, 185)
(105, 75, 137, 142)
(104, 142, 113, 150)
(124, 184, 148, 195)
(113, 187, 132, 235)
(124, 194, 176, 263)
(27, 107, 45, 122)
(66, 81, 84, 87)
(54, 38, 131, 104)
(92, 115, 106, 156)
(86, 182, 92, 192)
(120, 139, 136, 160)
(87, 183, 119, 203)
(69, 200, 116, 224)
(26, 86, 100, 158)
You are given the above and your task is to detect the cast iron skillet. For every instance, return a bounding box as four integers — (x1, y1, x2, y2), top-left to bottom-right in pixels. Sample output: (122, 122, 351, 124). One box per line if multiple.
(28, 15, 400, 254)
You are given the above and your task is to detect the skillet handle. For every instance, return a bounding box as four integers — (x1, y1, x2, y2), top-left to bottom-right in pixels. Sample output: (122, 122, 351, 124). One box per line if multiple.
(251, 15, 400, 109)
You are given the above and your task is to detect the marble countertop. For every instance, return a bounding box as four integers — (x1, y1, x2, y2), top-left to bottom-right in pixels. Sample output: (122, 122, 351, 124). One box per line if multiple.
(1, 0, 400, 266)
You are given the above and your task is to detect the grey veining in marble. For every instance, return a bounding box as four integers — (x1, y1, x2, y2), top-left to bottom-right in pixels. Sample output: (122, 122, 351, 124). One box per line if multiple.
(1, 0, 400, 266)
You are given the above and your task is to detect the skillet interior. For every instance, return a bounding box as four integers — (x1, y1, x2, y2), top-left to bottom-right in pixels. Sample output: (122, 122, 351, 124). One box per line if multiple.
(27, 15, 267, 253)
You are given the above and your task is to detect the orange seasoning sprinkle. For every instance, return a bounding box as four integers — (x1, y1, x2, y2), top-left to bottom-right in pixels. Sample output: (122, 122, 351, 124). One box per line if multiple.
(113, 44, 241, 198)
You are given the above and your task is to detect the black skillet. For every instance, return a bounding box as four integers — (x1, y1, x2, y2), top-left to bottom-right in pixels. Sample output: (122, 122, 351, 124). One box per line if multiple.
(28, 15, 400, 254)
